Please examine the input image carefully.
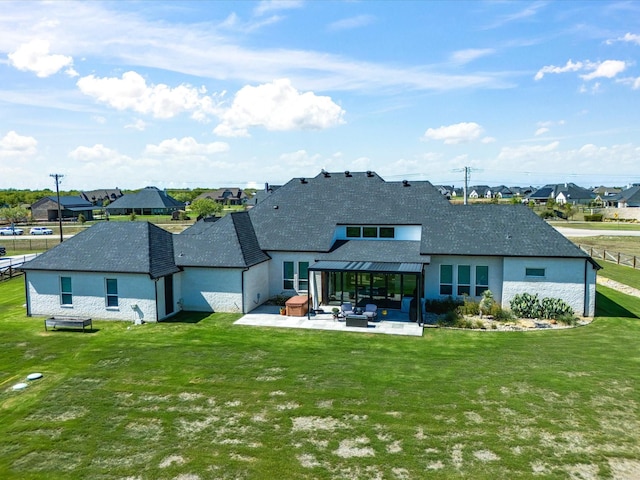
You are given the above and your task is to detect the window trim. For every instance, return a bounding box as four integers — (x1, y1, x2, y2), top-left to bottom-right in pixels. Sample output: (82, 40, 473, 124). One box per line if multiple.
(283, 261, 309, 292)
(525, 267, 546, 278)
(106, 278, 119, 308)
(60, 276, 72, 306)
(439, 264, 453, 295)
(475, 265, 489, 296)
(457, 265, 471, 296)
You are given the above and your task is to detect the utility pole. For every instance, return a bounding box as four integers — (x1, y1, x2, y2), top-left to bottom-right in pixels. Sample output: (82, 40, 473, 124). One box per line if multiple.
(463, 166, 470, 205)
(50, 174, 64, 242)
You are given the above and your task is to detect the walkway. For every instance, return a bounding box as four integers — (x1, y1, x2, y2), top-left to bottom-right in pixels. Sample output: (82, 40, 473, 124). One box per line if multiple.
(235, 305, 423, 337)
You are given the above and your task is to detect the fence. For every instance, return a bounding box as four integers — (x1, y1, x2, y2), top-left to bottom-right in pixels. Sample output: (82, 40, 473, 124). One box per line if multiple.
(0, 254, 39, 281)
(578, 245, 640, 270)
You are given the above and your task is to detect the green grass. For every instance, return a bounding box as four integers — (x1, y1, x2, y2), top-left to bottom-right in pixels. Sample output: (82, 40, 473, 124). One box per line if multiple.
(1, 277, 640, 479)
(598, 261, 640, 289)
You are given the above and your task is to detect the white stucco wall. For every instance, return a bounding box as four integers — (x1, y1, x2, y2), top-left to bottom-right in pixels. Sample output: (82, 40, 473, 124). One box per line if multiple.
(502, 257, 596, 316)
(26, 271, 157, 321)
(180, 267, 244, 313)
(243, 261, 270, 313)
(425, 256, 504, 302)
(267, 252, 317, 298)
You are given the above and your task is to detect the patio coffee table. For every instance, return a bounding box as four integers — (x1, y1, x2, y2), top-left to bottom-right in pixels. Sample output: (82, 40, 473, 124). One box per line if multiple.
(345, 314, 369, 328)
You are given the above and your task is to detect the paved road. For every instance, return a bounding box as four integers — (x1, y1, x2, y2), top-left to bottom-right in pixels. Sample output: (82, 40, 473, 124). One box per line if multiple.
(0, 253, 39, 270)
(554, 227, 640, 238)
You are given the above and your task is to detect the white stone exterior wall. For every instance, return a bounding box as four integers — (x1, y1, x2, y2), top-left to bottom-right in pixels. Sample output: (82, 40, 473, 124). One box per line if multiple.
(267, 252, 317, 298)
(179, 267, 244, 313)
(603, 207, 640, 220)
(502, 257, 596, 316)
(26, 271, 157, 322)
(243, 261, 270, 313)
(425, 255, 504, 301)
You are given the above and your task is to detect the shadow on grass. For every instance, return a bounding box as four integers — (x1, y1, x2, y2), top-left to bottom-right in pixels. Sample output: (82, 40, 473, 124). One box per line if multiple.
(160, 311, 211, 324)
(596, 291, 639, 318)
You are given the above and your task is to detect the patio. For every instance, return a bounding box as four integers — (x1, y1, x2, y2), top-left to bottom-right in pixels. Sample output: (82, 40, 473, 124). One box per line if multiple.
(235, 305, 423, 337)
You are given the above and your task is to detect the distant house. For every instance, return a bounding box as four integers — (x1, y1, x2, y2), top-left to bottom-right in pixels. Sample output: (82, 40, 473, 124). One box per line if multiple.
(30, 196, 94, 222)
(195, 188, 248, 206)
(608, 184, 640, 208)
(528, 183, 595, 205)
(105, 187, 185, 215)
(23, 171, 599, 323)
(252, 183, 282, 205)
(80, 188, 123, 206)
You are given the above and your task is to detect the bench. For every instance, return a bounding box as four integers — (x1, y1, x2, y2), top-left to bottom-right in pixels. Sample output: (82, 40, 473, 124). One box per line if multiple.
(345, 314, 369, 328)
(45, 317, 93, 332)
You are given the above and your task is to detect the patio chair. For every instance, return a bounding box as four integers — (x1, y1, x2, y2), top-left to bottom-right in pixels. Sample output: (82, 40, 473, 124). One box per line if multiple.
(341, 302, 354, 316)
(363, 304, 378, 321)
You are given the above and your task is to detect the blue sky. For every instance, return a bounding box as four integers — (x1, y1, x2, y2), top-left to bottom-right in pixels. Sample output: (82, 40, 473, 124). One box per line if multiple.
(1, 0, 640, 191)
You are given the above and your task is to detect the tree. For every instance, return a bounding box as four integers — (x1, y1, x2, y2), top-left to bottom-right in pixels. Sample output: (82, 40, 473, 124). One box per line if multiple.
(0, 206, 29, 224)
(190, 197, 222, 219)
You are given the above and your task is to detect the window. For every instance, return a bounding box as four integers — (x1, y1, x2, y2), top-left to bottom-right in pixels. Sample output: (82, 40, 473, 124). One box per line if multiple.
(283, 261, 309, 291)
(60, 276, 72, 305)
(283, 261, 295, 289)
(475, 266, 489, 296)
(457, 265, 471, 296)
(106, 278, 118, 307)
(526, 267, 546, 277)
(346, 226, 361, 238)
(363, 227, 377, 238)
(440, 265, 453, 295)
(379, 227, 395, 238)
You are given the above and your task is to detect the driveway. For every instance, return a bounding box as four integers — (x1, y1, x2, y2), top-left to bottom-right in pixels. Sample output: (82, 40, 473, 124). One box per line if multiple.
(554, 226, 640, 238)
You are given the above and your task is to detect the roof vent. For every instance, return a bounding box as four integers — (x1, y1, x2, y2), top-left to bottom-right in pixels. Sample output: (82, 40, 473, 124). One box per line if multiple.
(366, 171, 374, 177)
(300, 178, 308, 184)
(402, 180, 410, 187)
(273, 205, 279, 209)
(345, 171, 352, 177)
(322, 170, 331, 178)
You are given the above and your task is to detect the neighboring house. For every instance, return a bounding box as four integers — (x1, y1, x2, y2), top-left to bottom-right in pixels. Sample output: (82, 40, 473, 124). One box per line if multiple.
(608, 184, 640, 208)
(22, 171, 599, 323)
(30, 196, 94, 222)
(493, 185, 514, 199)
(468, 185, 493, 199)
(510, 186, 536, 199)
(528, 183, 595, 205)
(105, 186, 185, 215)
(80, 188, 123, 206)
(252, 183, 282, 205)
(195, 188, 248, 206)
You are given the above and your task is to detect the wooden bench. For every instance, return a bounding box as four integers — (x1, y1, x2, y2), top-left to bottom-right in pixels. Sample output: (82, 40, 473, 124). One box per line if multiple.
(345, 314, 369, 328)
(45, 317, 93, 332)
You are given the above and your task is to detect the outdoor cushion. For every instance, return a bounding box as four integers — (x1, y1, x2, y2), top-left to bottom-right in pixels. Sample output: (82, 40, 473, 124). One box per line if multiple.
(363, 304, 378, 319)
(341, 302, 354, 316)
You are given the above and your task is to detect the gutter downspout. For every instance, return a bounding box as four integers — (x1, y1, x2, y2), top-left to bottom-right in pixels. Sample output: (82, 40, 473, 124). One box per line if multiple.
(24, 273, 31, 317)
(583, 259, 589, 317)
(241, 268, 247, 314)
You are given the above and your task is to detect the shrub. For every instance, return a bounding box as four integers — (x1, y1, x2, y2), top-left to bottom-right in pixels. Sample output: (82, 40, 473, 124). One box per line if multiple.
(460, 296, 480, 316)
(491, 303, 514, 321)
(425, 297, 463, 314)
(266, 294, 293, 306)
(77, 213, 86, 224)
(556, 313, 578, 326)
(510, 293, 542, 318)
(129, 212, 137, 221)
(584, 213, 603, 222)
(479, 290, 494, 317)
(539, 210, 556, 219)
(540, 297, 574, 319)
(437, 309, 461, 327)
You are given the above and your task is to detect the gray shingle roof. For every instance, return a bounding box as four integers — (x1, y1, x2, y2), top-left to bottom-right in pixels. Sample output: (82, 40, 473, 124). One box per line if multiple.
(247, 171, 450, 252)
(421, 204, 596, 263)
(175, 212, 270, 268)
(610, 185, 640, 206)
(22, 221, 180, 278)
(105, 187, 185, 210)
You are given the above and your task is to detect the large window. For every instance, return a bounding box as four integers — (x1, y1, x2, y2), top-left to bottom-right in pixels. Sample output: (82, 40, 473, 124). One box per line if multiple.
(475, 266, 489, 296)
(60, 276, 72, 305)
(283, 261, 309, 291)
(440, 265, 453, 295)
(106, 278, 118, 307)
(345, 226, 395, 239)
(457, 265, 471, 296)
(346, 227, 361, 238)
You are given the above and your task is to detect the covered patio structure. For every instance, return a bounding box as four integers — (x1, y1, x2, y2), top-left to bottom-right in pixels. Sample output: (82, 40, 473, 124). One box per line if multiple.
(307, 240, 429, 325)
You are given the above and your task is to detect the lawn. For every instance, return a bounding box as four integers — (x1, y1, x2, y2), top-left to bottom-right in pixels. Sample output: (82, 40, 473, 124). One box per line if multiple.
(1, 277, 639, 479)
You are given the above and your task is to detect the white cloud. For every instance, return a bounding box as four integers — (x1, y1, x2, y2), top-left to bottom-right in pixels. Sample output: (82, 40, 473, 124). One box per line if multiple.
(0, 131, 38, 157)
(580, 60, 627, 81)
(213, 79, 345, 137)
(8, 39, 74, 78)
(497, 141, 560, 161)
(125, 119, 147, 131)
(534, 60, 583, 81)
(279, 149, 322, 167)
(422, 122, 485, 144)
(76, 71, 223, 120)
(69, 144, 122, 162)
(535, 127, 549, 136)
(450, 49, 495, 65)
(144, 137, 229, 156)
(254, 0, 303, 17)
(608, 32, 640, 45)
(328, 15, 375, 31)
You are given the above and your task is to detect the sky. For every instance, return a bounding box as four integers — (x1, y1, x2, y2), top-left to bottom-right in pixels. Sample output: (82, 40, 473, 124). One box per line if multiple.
(1, 0, 640, 191)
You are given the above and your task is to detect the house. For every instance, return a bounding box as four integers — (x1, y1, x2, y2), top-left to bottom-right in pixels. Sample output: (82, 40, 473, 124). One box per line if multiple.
(607, 184, 640, 208)
(22, 171, 599, 323)
(30, 196, 94, 222)
(528, 183, 595, 205)
(105, 186, 185, 215)
(80, 188, 123, 206)
(468, 185, 493, 199)
(195, 188, 248, 206)
(252, 183, 282, 205)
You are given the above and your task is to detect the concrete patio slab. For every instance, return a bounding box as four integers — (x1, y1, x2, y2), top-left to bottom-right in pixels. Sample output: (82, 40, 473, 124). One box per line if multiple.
(235, 305, 423, 337)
